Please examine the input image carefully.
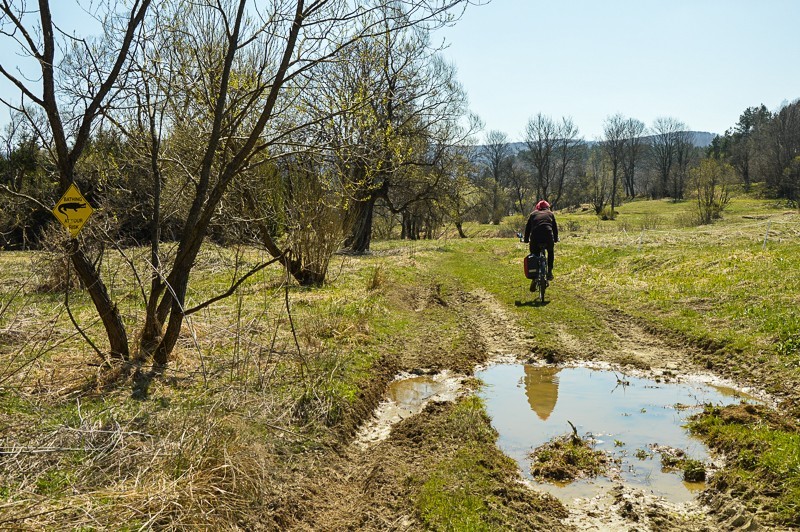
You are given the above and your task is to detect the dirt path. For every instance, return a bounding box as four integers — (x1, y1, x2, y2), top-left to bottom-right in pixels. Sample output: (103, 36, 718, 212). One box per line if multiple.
(289, 286, 764, 531)
(552, 299, 703, 375)
(462, 290, 741, 531)
(285, 283, 566, 530)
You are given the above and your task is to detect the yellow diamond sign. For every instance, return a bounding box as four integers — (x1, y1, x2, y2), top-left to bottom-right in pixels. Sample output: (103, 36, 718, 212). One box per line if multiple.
(53, 183, 94, 237)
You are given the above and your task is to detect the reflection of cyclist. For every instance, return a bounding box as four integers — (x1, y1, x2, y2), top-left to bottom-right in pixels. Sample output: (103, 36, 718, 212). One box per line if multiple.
(523, 200, 559, 280)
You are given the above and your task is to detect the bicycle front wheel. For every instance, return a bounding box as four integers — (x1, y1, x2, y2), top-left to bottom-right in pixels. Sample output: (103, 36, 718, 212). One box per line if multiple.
(538, 254, 548, 303)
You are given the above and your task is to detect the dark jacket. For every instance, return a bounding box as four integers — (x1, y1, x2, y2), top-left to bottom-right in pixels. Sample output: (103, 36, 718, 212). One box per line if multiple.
(524, 209, 559, 245)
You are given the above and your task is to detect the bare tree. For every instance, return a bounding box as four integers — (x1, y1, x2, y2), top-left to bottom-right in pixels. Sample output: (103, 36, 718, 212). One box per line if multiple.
(586, 145, 609, 214)
(672, 129, 696, 200)
(602, 114, 627, 214)
(523, 113, 559, 201)
(0, 0, 153, 360)
(506, 154, 532, 214)
(481, 130, 512, 224)
(313, 13, 475, 252)
(441, 145, 481, 237)
(620, 117, 646, 198)
(1, 0, 472, 371)
(650, 117, 686, 198)
(551, 116, 581, 208)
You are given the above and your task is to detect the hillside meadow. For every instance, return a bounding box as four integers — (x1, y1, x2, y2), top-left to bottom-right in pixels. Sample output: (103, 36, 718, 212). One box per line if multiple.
(1, 195, 799, 529)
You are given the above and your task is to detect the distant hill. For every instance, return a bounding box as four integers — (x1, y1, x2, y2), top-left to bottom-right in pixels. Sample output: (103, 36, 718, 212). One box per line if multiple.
(477, 131, 716, 156)
(688, 131, 715, 148)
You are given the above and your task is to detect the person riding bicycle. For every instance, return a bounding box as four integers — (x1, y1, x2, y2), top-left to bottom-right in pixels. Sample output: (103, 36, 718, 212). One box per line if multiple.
(523, 200, 559, 281)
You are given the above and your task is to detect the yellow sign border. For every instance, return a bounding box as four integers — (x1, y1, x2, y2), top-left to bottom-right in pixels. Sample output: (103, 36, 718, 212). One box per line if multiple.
(52, 183, 94, 238)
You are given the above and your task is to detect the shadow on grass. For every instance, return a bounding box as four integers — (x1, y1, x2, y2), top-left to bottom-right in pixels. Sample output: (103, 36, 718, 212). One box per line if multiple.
(131, 363, 166, 400)
(514, 299, 550, 307)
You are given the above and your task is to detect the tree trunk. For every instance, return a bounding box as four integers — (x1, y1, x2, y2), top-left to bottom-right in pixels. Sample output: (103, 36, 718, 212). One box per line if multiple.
(243, 189, 323, 286)
(68, 240, 129, 360)
(455, 221, 466, 238)
(343, 193, 377, 253)
(610, 160, 619, 213)
(289, 258, 326, 286)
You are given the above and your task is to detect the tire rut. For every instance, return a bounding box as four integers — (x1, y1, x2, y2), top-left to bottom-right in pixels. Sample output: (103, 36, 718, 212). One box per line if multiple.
(290, 286, 760, 531)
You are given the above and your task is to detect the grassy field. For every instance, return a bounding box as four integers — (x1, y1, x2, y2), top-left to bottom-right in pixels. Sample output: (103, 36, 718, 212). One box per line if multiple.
(1, 194, 799, 528)
(556, 197, 800, 390)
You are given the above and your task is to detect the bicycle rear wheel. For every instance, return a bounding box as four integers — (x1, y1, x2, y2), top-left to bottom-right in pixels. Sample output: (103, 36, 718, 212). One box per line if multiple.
(538, 255, 547, 303)
(538, 273, 546, 303)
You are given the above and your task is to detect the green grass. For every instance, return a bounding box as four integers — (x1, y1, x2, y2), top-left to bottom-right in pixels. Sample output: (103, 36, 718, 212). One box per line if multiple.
(553, 197, 800, 376)
(2, 192, 799, 528)
(373, 195, 800, 374)
(530, 435, 609, 481)
(408, 195, 800, 527)
(689, 405, 800, 526)
(415, 396, 563, 530)
(405, 236, 618, 362)
(417, 445, 496, 531)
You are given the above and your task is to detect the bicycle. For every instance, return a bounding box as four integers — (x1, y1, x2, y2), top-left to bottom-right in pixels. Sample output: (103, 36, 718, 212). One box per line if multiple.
(518, 233, 549, 303)
(525, 245, 549, 303)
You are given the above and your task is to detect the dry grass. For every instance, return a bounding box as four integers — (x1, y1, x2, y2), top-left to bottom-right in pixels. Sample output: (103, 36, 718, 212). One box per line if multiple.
(0, 244, 391, 529)
(0, 388, 307, 529)
(0, 346, 337, 528)
(7, 197, 795, 528)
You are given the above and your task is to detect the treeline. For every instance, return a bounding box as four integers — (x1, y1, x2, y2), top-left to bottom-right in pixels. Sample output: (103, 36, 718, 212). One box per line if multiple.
(6, 102, 797, 257)
(0, 2, 477, 259)
(468, 101, 800, 226)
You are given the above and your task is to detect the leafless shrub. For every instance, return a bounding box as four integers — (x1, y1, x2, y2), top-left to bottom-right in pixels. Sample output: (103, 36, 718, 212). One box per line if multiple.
(285, 176, 344, 286)
(28, 225, 82, 293)
(367, 265, 385, 291)
(692, 158, 735, 224)
(639, 213, 663, 230)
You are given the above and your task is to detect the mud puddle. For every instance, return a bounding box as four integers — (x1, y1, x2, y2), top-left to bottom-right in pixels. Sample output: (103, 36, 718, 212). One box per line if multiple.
(355, 371, 467, 448)
(477, 363, 756, 504)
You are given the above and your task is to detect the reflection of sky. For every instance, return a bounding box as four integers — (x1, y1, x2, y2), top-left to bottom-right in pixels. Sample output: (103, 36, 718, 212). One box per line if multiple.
(477, 365, 747, 503)
(387, 377, 436, 406)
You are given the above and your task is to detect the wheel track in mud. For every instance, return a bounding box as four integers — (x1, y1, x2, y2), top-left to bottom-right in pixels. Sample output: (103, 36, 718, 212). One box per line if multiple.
(285, 284, 548, 531)
(287, 285, 763, 531)
(454, 288, 534, 362)
(457, 287, 764, 532)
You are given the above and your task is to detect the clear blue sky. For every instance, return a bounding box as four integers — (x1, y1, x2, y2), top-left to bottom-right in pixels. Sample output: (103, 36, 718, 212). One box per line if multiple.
(2, 1, 798, 142)
(434, 0, 800, 141)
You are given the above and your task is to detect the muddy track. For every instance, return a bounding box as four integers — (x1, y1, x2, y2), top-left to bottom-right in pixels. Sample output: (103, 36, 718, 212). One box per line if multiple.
(460, 289, 737, 531)
(454, 288, 535, 362)
(288, 285, 766, 531)
(286, 283, 561, 531)
(285, 284, 524, 531)
(455, 288, 768, 531)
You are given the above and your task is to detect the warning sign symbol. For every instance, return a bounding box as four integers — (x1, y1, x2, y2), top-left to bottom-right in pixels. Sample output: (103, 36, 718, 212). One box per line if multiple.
(52, 183, 94, 237)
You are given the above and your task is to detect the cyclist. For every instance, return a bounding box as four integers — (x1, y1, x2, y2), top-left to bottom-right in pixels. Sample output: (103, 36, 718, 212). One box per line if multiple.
(523, 200, 559, 281)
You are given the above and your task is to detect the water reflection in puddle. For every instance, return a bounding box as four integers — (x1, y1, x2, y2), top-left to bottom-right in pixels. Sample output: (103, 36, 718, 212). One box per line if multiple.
(355, 372, 464, 447)
(386, 375, 448, 412)
(477, 364, 751, 503)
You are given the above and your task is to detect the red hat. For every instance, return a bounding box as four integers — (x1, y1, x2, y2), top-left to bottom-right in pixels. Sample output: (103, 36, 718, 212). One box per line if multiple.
(535, 200, 550, 211)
